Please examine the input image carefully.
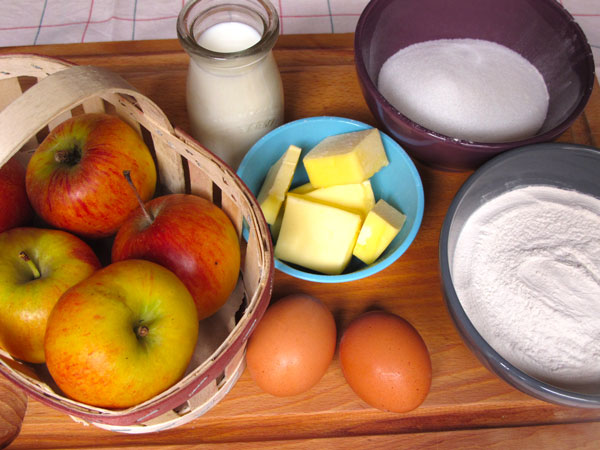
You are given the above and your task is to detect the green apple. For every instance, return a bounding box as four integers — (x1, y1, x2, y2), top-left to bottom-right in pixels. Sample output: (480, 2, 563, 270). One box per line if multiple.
(44, 259, 199, 409)
(25, 113, 157, 239)
(0, 227, 101, 363)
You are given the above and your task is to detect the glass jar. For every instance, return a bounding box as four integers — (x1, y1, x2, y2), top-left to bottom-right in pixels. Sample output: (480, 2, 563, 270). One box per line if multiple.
(177, 0, 284, 169)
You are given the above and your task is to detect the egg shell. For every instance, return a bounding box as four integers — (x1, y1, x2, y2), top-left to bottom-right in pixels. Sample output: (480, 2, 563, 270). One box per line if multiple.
(245, 294, 337, 397)
(339, 311, 432, 413)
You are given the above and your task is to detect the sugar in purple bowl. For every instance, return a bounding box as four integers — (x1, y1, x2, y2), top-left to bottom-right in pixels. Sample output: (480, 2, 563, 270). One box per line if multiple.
(354, 0, 595, 171)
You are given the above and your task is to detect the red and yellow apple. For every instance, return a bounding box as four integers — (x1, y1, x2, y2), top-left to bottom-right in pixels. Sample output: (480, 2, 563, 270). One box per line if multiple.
(0, 227, 101, 363)
(25, 113, 157, 239)
(44, 259, 199, 409)
(0, 156, 33, 233)
(112, 193, 241, 320)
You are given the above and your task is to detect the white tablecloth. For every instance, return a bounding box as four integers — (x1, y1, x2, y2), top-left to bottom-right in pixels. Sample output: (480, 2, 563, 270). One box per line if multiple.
(0, 0, 598, 75)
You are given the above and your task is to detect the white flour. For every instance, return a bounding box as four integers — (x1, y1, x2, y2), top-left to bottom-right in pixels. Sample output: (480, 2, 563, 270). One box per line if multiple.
(378, 39, 549, 143)
(451, 185, 600, 392)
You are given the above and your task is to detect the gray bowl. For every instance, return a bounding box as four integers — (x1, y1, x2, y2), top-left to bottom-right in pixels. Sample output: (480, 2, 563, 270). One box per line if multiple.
(439, 142, 600, 408)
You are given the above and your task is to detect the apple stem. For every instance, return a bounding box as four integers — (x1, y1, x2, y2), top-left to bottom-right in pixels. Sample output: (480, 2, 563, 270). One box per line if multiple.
(19, 251, 41, 280)
(54, 148, 81, 166)
(136, 325, 149, 338)
(123, 170, 154, 223)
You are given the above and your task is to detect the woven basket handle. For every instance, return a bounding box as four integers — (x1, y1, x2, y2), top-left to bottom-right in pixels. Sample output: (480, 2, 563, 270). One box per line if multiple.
(0, 63, 184, 192)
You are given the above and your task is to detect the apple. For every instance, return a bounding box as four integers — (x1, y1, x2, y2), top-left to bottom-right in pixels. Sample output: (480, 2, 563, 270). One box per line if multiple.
(0, 227, 101, 363)
(25, 113, 157, 239)
(112, 186, 241, 320)
(0, 156, 33, 233)
(44, 259, 199, 409)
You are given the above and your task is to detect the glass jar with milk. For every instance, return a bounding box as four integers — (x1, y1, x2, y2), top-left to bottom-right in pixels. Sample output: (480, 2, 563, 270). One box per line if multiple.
(177, 0, 284, 169)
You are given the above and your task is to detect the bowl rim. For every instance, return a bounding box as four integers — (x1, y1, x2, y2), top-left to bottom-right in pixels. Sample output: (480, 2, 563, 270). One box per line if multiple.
(237, 115, 425, 283)
(438, 142, 600, 408)
(354, 0, 596, 152)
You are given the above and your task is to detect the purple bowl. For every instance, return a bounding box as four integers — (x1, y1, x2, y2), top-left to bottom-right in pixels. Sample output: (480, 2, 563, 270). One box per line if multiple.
(354, 0, 595, 171)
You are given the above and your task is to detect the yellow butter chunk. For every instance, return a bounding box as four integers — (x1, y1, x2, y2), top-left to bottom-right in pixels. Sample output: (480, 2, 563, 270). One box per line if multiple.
(257, 145, 302, 224)
(289, 182, 315, 194)
(301, 180, 375, 217)
(353, 199, 406, 265)
(303, 128, 389, 188)
(274, 194, 362, 275)
(270, 207, 284, 241)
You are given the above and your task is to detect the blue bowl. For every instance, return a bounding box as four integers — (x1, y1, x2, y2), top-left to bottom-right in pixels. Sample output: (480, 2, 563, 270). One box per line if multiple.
(237, 116, 424, 282)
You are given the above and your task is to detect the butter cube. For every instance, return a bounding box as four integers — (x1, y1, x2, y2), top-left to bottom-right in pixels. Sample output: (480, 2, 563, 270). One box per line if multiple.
(257, 145, 302, 224)
(301, 180, 375, 217)
(274, 194, 362, 275)
(353, 199, 406, 265)
(303, 128, 389, 188)
(289, 182, 315, 194)
(269, 207, 284, 241)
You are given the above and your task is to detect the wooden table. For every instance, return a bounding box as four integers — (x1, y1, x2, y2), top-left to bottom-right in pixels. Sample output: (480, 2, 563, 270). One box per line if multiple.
(2, 34, 600, 449)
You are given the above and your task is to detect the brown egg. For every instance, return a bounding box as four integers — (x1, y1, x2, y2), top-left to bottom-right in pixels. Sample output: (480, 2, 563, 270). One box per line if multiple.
(246, 294, 337, 397)
(339, 311, 432, 413)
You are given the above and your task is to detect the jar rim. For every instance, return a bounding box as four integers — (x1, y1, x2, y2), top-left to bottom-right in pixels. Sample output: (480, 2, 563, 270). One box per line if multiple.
(177, 0, 280, 60)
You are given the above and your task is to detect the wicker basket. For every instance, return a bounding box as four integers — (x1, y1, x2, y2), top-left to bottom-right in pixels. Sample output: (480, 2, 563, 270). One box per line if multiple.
(0, 54, 274, 433)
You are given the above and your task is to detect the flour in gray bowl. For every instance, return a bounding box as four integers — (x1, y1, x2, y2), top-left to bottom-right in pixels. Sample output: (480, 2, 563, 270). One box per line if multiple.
(451, 185, 600, 392)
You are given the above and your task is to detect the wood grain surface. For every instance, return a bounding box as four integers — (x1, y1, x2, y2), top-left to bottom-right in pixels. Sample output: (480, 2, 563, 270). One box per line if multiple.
(0, 376, 27, 449)
(1, 34, 600, 449)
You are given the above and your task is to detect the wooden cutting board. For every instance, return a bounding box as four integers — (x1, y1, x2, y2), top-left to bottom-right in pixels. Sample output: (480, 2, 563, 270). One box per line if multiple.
(2, 34, 600, 448)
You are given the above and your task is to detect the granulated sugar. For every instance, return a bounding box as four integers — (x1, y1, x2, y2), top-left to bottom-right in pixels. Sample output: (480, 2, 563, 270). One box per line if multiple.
(378, 39, 549, 143)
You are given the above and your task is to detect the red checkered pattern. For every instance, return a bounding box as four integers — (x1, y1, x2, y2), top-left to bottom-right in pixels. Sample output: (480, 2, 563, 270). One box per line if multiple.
(0, 0, 598, 77)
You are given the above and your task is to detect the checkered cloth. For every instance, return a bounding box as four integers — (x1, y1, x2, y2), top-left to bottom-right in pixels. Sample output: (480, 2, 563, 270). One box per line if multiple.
(0, 1, 369, 44)
(0, 0, 598, 76)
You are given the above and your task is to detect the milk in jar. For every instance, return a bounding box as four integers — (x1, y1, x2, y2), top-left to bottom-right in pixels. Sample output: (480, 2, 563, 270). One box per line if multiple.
(177, 0, 284, 169)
